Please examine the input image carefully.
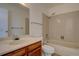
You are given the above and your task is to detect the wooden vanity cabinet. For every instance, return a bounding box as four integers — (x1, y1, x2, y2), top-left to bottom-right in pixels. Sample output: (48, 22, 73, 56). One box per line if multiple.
(27, 41, 42, 56)
(3, 41, 42, 56)
(3, 47, 27, 56)
(28, 47, 41, 56)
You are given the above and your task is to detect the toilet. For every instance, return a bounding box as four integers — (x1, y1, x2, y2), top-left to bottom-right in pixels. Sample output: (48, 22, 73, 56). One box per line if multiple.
(42, 45, 55, 56)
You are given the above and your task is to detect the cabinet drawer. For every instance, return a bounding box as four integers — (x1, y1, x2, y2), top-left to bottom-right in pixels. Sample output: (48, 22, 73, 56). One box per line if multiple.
(28, 47, 41, 56)
(27, 41, 41, 52)
(4, 48, 26, 56)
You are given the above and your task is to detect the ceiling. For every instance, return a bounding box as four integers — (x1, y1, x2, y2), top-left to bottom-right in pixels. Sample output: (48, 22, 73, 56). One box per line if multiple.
(19, 3, 64, 11)
(28, 3, 64, 9)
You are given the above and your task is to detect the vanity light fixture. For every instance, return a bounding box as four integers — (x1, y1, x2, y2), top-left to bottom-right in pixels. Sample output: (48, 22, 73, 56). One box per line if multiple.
(19, 3, 31, 8)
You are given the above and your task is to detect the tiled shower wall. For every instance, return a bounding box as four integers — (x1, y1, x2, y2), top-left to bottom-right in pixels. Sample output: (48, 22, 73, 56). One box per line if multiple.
(49, 11, 79, 48)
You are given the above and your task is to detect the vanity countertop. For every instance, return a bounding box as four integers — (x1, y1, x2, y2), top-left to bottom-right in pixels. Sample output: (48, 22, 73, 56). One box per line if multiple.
(0, 36, 42, 55)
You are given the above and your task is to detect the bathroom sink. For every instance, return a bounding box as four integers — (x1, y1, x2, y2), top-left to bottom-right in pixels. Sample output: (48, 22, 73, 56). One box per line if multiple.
(9, 39, 25, 45)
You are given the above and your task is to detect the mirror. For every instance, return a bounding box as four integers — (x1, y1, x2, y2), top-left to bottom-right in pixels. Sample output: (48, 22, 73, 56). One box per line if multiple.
(0, 3, 29, 38)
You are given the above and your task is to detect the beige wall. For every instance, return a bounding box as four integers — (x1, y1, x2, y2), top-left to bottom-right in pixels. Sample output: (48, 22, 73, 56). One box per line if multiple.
(29, 4, 61, 37)
(29, 4, 43, 37)
(43, 14, 49, 43)
(0, 3, 29, 37)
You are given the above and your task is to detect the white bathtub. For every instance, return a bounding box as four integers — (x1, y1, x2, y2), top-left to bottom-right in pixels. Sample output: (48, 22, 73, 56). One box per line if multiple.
(47, 43, 79, 56)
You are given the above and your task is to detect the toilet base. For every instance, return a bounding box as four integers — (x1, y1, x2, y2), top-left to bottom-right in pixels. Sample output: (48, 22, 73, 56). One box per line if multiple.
(42, 45, 55, 56)
(42, 51, 54, 56)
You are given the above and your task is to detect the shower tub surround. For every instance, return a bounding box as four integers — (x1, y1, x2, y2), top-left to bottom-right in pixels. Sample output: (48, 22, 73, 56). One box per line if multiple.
(48, 11, 79, 56)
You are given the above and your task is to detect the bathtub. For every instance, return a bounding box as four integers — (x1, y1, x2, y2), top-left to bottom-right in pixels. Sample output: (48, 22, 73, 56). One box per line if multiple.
(47, 43, 79, 56)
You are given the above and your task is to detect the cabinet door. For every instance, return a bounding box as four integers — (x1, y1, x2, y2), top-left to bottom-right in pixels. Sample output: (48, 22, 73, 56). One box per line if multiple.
(0, 8, 8, 38)
(4, 48, 26, 56)
(28, 41, 41, 52)
(28, 47, 41, 56)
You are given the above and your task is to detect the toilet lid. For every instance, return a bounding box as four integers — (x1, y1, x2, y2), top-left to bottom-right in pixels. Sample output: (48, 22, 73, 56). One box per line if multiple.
(42, 45, 55, 53)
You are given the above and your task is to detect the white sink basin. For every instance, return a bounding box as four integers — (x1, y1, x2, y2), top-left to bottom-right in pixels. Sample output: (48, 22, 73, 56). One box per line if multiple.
(9, 40, 25, 45)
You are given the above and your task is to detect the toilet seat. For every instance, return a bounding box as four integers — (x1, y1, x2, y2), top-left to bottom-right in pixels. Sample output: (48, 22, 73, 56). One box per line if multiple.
(42, 45, 55, 56)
